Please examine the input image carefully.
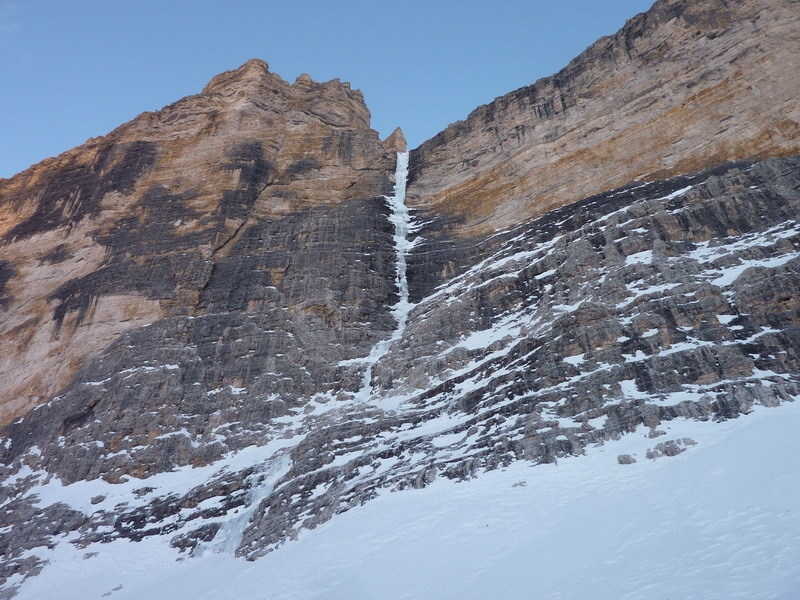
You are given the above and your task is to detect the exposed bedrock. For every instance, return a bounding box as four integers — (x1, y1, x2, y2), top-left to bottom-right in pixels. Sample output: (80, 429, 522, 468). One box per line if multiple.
(0, 59, 401, 425)
(405, 0, 800, 298)
(0, 0, 799, 587)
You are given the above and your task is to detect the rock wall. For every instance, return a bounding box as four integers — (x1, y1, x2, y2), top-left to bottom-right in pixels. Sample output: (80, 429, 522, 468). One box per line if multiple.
(2, 155, 798, 572)
(0, 59, 402, 425)
(406, 0, 800, 297)
(1, 0, 800, 594)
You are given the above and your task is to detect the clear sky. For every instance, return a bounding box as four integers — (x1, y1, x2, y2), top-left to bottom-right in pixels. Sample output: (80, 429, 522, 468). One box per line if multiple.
(0, 0, 654, 179)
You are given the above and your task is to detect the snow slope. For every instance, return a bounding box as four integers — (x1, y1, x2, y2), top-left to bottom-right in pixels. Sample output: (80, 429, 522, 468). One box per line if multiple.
(14, 399, 800, 600)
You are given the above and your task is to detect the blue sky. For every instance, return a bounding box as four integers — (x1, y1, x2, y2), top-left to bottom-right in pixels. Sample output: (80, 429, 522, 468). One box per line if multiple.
(0, 1, 653, 178)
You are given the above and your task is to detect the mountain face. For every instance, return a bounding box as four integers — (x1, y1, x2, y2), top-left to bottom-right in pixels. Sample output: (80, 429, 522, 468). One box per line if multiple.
(0, 59, 403, 427)
(1, 0, 799, 595)
(406, 0, 800, 297)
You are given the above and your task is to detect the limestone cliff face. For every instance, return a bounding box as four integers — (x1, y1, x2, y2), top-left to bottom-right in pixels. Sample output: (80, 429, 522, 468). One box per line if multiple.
(406, 0, 800, 296)
(3, 155, 798, 576)
(0, 59, 401, 425)
(1, 0, 800, 594)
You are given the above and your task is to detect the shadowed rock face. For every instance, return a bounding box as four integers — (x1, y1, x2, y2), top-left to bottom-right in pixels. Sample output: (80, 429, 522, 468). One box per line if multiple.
(406, 0, 800, 297)
(0, 59, 401, 425)
(0, 0, 799, 594)
(2, 155, 798, 572)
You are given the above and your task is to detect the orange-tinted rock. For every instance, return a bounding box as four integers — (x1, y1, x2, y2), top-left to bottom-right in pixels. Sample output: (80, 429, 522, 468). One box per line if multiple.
(384, 127, 407, 153)
(407, 0, 800, 238)
(0, 59, 398, 425)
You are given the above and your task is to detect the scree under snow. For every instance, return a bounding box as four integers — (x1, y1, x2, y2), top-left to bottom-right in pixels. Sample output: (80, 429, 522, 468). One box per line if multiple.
(13, 400, 800, 600)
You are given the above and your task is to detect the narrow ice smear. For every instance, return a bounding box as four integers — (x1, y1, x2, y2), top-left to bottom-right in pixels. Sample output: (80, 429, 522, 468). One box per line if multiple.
(204, 455, 291, 556)
(386, 151, 415, 333)
(353, 151, 417, 401)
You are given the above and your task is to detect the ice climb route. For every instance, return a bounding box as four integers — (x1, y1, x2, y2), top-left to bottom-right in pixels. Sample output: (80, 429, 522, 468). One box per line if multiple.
(351, 151, 417, 401)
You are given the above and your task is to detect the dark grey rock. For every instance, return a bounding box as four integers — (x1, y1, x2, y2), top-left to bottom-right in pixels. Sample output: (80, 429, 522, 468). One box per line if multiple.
(1, 155, 799, 571)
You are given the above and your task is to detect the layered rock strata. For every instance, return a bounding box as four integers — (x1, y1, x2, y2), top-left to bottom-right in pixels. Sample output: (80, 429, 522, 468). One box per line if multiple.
(1, 0, 800, 594)
(406, 0, 800, 298)
(1, 156, 798, 575)
(0, 59, 401, 425)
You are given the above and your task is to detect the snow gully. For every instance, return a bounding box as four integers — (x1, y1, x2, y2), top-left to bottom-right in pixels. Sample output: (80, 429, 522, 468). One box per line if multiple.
(353, 151, 417, 401)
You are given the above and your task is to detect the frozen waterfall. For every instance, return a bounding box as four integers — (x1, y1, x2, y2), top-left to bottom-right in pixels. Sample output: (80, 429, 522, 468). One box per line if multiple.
(386, 151, 414, 332)
(352, 151, 417, 401)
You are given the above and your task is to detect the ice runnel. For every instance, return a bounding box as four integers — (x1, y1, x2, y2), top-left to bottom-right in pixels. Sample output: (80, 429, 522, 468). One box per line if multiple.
(386, 151, 414, 332)
(353, 151, 416, 401)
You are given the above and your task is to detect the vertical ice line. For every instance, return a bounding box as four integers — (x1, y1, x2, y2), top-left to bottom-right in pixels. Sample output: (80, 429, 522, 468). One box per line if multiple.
(387, 151, 413, 335)
(352, 151, 416, 402)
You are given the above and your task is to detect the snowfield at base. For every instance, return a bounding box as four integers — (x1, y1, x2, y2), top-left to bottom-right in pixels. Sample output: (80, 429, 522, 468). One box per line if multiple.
(16, 401, 800, 600)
